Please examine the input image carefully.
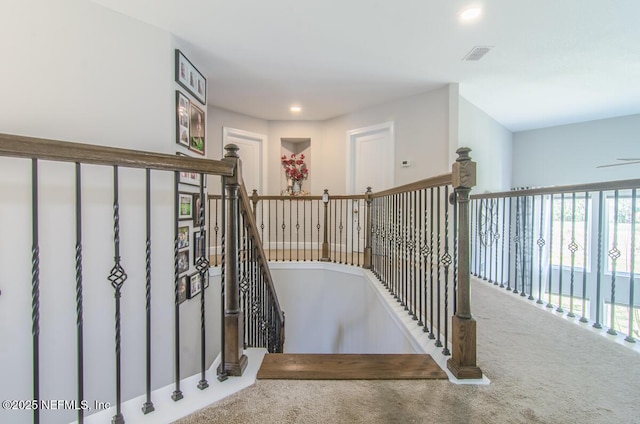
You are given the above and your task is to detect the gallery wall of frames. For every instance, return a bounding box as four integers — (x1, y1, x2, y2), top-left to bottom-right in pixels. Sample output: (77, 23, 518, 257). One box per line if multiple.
(174, 49, 209, 304)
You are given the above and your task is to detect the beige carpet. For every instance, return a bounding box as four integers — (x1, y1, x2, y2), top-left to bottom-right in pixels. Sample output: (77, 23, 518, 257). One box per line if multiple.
(175, 277, 640, 424)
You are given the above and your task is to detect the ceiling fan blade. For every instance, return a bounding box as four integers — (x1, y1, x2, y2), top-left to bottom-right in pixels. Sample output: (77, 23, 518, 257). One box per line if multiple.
(617, 158, 640, 161)
(597, 160, 640, 168)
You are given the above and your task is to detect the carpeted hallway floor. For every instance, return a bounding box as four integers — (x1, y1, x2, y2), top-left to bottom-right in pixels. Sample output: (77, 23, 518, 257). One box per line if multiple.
(175, 276, 640, 424)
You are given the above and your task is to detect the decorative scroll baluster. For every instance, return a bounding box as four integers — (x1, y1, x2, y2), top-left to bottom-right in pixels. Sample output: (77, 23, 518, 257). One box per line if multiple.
(494, 199, 501, 286)
(608, 190, 620, 335)
(31, 159, 40, 424)
(418, 189, 425, 326)
(625, 189, 636, 343)
(520, 196, 527, 297)
(412, 191, 418, 319)
(74, 163, 86, 423)
(528, 196, 535, 300)
(282, 198, 286, 261)
(214, 197, 220, 266)
(453, 191, 458, 315)
(108, 166, 128, 424)
(488, 199, 494, 284)
(197, 175, 209, 389)
(580, 193, 590, 323)
(172, 171, 184, 398)
(142, 168, 155, 413)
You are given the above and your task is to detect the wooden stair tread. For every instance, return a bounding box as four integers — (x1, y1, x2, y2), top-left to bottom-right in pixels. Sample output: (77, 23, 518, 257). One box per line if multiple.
(256, 353, 448, 380)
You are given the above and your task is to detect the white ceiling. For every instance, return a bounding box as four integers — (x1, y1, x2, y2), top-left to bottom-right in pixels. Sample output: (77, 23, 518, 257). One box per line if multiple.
(92, 0, 640, 132)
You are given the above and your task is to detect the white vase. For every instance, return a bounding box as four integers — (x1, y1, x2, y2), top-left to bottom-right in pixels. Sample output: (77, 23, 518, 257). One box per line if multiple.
(293, 180, 301, 194)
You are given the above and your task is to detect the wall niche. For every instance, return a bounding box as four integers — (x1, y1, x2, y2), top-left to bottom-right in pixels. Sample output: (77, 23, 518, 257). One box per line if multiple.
(281, 137, 311, 194)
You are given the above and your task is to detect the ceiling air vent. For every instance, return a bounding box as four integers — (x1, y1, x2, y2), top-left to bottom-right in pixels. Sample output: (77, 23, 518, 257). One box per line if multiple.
(462, 46, 493, 61)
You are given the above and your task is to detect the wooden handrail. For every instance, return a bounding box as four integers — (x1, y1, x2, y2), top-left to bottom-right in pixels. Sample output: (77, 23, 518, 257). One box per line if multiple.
(248, 194, 367, 201)
(238, 181, 285, 324)
(471, 178, 640, 199)
(371, 173, 453, 198)
(0, 133, 235, 176)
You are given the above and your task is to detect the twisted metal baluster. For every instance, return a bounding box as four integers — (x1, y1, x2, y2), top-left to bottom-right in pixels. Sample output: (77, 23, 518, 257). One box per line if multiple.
(435, 186, 442, 348)
(31, 159, 41, 424)
(593, 191, 604, 329)
(547, 194, 555, 308)
(196, 174, 209, 390)
(507, 197, 513, 291)
(109, 166, 128, 424)
(142, 168, 155, 413)
(607, 190, 620, 335)
(557, 194, 565, 312)
(568, 193, 578, 317)
(500, 197, 506, 288)
(514, 196, 520, 294)
(428, 188, 435, 338)
(172, 171, 186, 394)
(74, 163, 86, 423)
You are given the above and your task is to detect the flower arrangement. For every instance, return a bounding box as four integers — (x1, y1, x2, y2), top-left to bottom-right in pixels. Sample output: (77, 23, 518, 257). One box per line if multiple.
(281, 153, 309, 182)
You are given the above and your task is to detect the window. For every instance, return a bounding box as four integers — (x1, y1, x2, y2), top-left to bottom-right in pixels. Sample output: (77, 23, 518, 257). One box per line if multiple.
(605, 195, 640, 275)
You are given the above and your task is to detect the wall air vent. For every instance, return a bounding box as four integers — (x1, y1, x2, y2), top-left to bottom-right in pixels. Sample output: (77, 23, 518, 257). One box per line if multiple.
(462, 46, 493, 61)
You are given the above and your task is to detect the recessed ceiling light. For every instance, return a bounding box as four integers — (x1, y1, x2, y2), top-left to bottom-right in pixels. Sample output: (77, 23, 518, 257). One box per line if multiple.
(460, 6, 482, 21)
(290, 106, 302, 113)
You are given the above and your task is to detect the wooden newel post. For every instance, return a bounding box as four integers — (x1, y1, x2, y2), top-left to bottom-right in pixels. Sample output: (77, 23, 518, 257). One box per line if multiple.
(220, 143, 248, 376)
(447, 147, 483, 379)
(363, 187, 373, 269)
(320, 189, 330, 261)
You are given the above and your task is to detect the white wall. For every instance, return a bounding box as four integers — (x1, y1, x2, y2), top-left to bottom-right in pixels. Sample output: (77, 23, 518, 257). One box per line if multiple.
(207, 106, 269, 162)
(512, 114, 640, 188)
(459, 97, 513, 193)
(0, 2, 218, 423)
(271, 266, 418, 354)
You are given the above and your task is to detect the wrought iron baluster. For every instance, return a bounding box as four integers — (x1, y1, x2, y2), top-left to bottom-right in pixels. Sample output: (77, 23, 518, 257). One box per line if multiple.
(536, 195, 545, 304)
(482, 198, 488, 280)
(197, 175, 209, 389)
(528, 196, 535, 300)
(453, 191, 458, 315)
(593, 191, 604, 329)
(625, 189, 637, 343)
(501, 197, 506, 288)
(428, 187, 435, 338)
(520, 196, 528, 297)
(31, 159, 41, 424)
(488, 199, 494, 284)
(557, 193, 565, 312)
(568, 193, 578, 317)
(339, 199, 344, 264)
(418, 189, 425, 326)
(214, 198, 220, 266)
(607, 190, 621, 335)
(494, 199, 500, 286)
(547, 194, 554, 308)
(142, 168, 154, 413)
(514, 196, 520, 294)
(403, 192, 409, 310)
(303, 198, 306, 261)
(172, 171, 185, 396)
(435, 186, 442, 348)
(109, 166, 127, 424)
(296, 199, 300, 261)
(507, 197, 513, 291)
(442, 185, 452, 355)
(217, 179, 228, 382)
(580, 193, 590, 322)
(412, 191, 418, 319)
(74, 163, 86, 422)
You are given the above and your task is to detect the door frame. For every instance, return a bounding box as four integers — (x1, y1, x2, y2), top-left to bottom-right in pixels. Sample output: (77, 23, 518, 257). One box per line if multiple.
(222, 127, 268, 194)
(345, 121, 395, 194)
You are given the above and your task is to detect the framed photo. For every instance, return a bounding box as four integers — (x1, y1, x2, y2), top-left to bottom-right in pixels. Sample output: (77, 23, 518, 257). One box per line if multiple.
(178, 226, 190, 249)
(188, 272, 203, 298)
(178, 192, 193, 220)
(192, 193, 203, 226)
(177, 250, 189, 274)
(176, 152, 206, 187)
(177, 275, 188, 304)
(189, 103, 205, 156)
(175, 49, 206, 105)
(175, 91, 190, 148)
(193, 230, 206, 264)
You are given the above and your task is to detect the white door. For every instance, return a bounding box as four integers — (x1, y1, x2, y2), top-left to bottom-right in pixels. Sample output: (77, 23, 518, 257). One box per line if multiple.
(222, 127, 267, 195)
(346, 122, 394, 251)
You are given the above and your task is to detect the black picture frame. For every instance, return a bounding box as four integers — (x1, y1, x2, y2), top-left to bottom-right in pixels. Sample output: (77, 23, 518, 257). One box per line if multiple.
(175, 49, 206, 105)
(177, 275, 188, 304)
(177, 250, 189, 274)
(193, 230, 206, 265)
(175, 91, 190, 148)
(188, 272, 203, 298)
(178, 192, 193, 221)
(176, 152, 207, 187)
(193, 193, 203, 226)
(189, 103, 205, 156)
